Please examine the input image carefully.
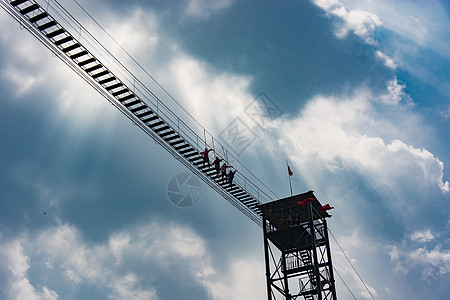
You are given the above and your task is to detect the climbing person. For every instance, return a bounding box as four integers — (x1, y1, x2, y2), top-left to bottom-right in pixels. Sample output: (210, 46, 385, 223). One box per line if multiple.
(227, 169, 237, 185)
(212, 156, 222, 174)
(220, 162, 229, 180)
(202, 148, 213, 167)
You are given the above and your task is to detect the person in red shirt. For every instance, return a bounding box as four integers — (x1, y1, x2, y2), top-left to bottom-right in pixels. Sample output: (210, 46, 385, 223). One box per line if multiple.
(212, 156, 223, 174)
(202, 148, 213, 167)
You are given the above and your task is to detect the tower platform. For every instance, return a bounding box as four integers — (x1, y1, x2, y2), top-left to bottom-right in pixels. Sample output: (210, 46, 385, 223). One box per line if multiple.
(259, 191, 331, 252)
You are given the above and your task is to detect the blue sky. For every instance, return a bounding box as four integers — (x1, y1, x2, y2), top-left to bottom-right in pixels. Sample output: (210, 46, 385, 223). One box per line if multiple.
(0, 0, 449, 299)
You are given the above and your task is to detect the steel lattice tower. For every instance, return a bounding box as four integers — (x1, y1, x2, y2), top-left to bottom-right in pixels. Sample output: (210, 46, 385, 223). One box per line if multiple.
(259, 191, 337, 300)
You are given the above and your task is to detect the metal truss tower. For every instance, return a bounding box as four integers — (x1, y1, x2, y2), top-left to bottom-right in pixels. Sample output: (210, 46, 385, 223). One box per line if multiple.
(259, 191, 337, 300)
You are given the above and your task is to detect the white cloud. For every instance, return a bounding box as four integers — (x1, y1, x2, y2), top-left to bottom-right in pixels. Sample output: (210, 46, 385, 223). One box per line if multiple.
(410, 229, 436, 243)
(375, 50, 397, 70)
(442, 105, 450, 120)
(0, 239, 58, 300)
(312, 0, 382, 45)
(184, 0, 233, 20)
(0, 221, 268, 300)
(315, 0, 450, 53)
(379, 77, 410, 105)
(202, 259, 265, 300)
(161, 36, 449, 200)
(388, 244, 450, 279)
(166, 54, 253, 133)
(275, 88, 448, 196)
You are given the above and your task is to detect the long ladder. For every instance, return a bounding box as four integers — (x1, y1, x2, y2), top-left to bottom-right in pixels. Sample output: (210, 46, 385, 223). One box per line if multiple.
(1, 0, 274, 226)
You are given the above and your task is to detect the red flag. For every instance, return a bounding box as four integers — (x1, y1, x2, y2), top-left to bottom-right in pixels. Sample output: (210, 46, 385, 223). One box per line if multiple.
(288, 165, 293, 176)
(297, 198, 314, 207)
(318, 204, 334, 213)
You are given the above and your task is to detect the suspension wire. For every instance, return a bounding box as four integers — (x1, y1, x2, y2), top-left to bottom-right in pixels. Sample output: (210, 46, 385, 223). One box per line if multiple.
(70, 0, 279, 201)
(333, 266, 358, 300)
(328, 229, 376, 300)
(306, 205, 373, 300)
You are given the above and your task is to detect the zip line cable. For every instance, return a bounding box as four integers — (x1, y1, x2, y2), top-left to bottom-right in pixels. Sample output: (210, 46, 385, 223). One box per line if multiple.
(328, 229, 376, 300)
(306, 204, 374, 300)
(333, 266, 358, 300)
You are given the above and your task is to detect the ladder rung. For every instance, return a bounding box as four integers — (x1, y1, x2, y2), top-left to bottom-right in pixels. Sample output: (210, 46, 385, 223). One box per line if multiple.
(149, 121, 165, 128)
(223, 182, 234, 188)
(242, 198, 256, 205)
(116, 94, 134, 102)
(240, 196, 253, 202)
(112, 89, 129, 97)
(112, 88, 130, 97)
(144, 115, 159, 123)
(130, 106, 146, 113)
(11, 0, 28, 6)
(241, 196, 257, 205)
(77, 57, 96, 67)
(164, 134, 180, 145)
(154, 125, 170, 133)
(20, 4, 38, 15)
(105, 83, 123, 91)
(184, 152, 199, 158)
(91, 70, 110, 79)
(98, 76, 116, 85)
(190, 156, 203, 162)
(246, 201, 259, 208)
(37, 20, 57, 31)
(69, 50, 88, 60)
(136, 110, 152, 119)
(62, 43, 81, 53)
(54, 36, 73, 46)
(219, 181, 230, 187)
(211, 175, 222, 182)
(228, 186, 240, 192)
(124, 100, 141, 107)
(169, 139, 184, 146)
(234, 191, 246, 197)
(46, 28, 65, 39)
(189, 158, 203, 165)
(29, 12, 48, 23)
(230, 186, 243, 192)
(84, 64, 102, 73)
(179, 148, 195, 155)
(174, 143, 189, 151)
(159, 130, 176, 138)
(193, 159, 205, 166)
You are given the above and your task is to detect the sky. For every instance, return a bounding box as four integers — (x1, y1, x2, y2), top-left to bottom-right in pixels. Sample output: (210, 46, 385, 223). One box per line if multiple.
(0, 0, 449, 299)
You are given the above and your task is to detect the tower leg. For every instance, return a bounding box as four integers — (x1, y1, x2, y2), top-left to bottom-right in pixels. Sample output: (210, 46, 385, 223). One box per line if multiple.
(263, 217, 273, 300)
(324, 220, 338, 300)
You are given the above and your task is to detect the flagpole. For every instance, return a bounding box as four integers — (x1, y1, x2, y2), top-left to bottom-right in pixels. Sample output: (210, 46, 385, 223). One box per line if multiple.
(286, 159, 293, 196)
